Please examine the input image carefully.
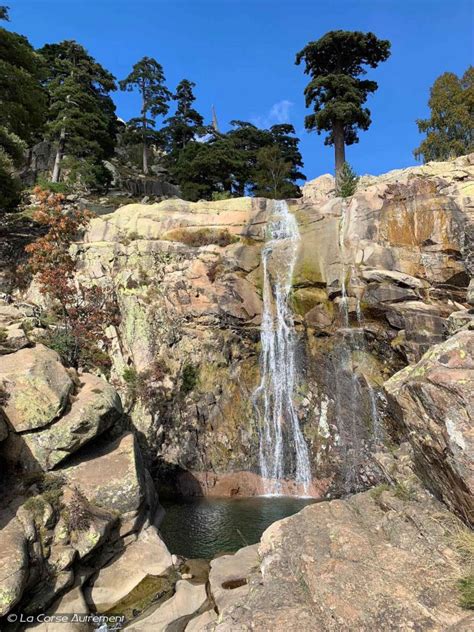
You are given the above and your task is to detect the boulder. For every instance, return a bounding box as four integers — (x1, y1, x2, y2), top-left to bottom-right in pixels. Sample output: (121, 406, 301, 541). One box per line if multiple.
(185, 609, 218, 631)
(385, 330, 474, 524)
(60, 433, 146, 516)
(87, 525, 173, 613)
(128, 580, 207, 632)
(13, 374, 123, 470)
(302, 174, 335, 202)
(28, 586, 92, 632)
(209, 544, 259, 614)
(0, 515, 28, 615)
(0, 345, 73, 433)
(213, 488, 471, 630)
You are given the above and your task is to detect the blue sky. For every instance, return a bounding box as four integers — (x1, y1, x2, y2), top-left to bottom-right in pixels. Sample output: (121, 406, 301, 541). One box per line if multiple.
(7, 0, 474, 180)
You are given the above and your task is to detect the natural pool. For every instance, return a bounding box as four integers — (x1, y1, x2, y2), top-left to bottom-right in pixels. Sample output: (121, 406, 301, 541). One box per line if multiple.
(159, 496, 317, 559)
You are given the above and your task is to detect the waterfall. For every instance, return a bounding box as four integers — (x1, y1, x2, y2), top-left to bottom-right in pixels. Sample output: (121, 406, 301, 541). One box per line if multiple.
(252, 200, 311, 496)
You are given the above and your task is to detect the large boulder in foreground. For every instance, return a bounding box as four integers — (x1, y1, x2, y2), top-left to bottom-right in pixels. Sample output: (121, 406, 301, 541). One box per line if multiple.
(0, 345, 73, 433)
(212, 488, 472, 631)
(385, 330, 473, 525)
(6, 373, 123, 470)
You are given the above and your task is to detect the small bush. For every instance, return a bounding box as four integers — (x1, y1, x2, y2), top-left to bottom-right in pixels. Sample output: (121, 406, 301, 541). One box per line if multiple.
(0, 327, 7, 343)
(123, 361, 167, 412)
(393, 481, 417, 501)
(181, 363, 199, 394)
(35, 177, 70, 195)
(211, 191, 232, 201)
(370, 483, 391, 501)
(336, 162, 359, 198)
(65, 487, 92, 532)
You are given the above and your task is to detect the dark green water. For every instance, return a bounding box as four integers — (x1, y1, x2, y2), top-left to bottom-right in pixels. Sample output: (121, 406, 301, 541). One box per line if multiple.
(159, 496, 316, 559)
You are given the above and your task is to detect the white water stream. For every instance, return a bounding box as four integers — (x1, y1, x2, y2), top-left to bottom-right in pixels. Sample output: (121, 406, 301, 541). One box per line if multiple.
(252, 200, 311, 495)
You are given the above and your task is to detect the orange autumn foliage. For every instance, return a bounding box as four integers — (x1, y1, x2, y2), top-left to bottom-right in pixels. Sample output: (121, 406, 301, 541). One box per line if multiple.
(22, 187, 119, 369)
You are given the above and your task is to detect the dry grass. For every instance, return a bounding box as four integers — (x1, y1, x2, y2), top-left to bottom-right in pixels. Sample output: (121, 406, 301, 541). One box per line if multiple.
(163, 227, 238, 248)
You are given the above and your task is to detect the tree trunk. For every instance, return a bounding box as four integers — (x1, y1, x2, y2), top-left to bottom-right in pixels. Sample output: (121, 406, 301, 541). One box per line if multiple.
(51, 127, 66, 183)
(333, 121, 346, 182)
(142, 139, 148, 175)
(141, 88, 149, 175)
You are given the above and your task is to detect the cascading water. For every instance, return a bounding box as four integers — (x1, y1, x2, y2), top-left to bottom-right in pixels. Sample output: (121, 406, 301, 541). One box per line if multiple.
(252, 200, 311, 496)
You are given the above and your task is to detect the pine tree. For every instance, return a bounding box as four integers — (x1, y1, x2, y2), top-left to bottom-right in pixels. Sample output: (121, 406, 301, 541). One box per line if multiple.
(0, 15, 46, 207)
(0, 126, 25, 208)
(39, 40, 117, 186)
(296, 30, 391, 180)
(0, 25, 46, 142)
(162, 79, 204, 155)
(414, 67, 474, 162)
(335, 162, 359, 198)
(119, 57, 171, 175)
(0, 6, 9, 21)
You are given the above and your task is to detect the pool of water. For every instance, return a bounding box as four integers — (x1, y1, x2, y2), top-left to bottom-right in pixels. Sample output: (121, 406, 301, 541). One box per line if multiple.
(159, 496, 317, 559)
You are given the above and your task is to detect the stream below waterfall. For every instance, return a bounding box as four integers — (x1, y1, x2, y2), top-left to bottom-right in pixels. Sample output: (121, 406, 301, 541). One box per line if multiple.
(159, 496, 317, 559)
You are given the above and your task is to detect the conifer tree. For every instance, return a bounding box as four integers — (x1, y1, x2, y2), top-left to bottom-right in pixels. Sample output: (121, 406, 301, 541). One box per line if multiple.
(162, 79, 204, 155)
(119, 57, 171, 174)
(296, 30, 390, 181)
(335, 162, 359, 198)
(0, 12, 46, 207)
(39, 40, 117, 186)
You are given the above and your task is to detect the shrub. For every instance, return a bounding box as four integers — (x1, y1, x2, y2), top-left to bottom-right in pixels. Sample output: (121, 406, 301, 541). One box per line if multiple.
(336, 162, 359, 198)
(21, 188, 119, 370)
(0, 327, 7, 343)
(181, 363, 199, 394)
(64, 487, 92, 532)
(35, 176, 70, 195)
(123, 361, 167, 413)
(211, 191, 232, 201)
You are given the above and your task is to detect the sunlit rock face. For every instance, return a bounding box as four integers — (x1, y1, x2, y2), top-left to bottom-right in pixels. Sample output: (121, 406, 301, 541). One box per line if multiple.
(75, 154, 473, 498)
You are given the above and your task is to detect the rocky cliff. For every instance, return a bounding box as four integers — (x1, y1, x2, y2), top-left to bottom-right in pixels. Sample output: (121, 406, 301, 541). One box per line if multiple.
(0, 155, 472, 629)
(73, 153, 473, 497)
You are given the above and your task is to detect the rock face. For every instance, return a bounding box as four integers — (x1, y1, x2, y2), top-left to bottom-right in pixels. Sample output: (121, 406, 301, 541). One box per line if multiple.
(0, 344, 172, 627)
(73, 154, 473, 497)
(0, 345, 73, 433)
(210, 484, 472, 631)
(5, 373, 123, 470)
(385, 330, 474, 525)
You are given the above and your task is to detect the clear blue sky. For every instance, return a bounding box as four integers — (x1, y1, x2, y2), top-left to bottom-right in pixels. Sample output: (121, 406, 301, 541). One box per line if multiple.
(7, 0, 474, 180)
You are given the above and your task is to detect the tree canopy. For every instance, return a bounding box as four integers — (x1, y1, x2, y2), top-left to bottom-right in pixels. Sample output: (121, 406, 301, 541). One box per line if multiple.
(414, 67, 474, 162)
(161, 79, 204, 155)
(296, 30, 390, 178)
(119, 56, 171, 174)
(169, 121, 305, 201)
(38, 40, 117, 186)
(0, 17, 45, 207)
